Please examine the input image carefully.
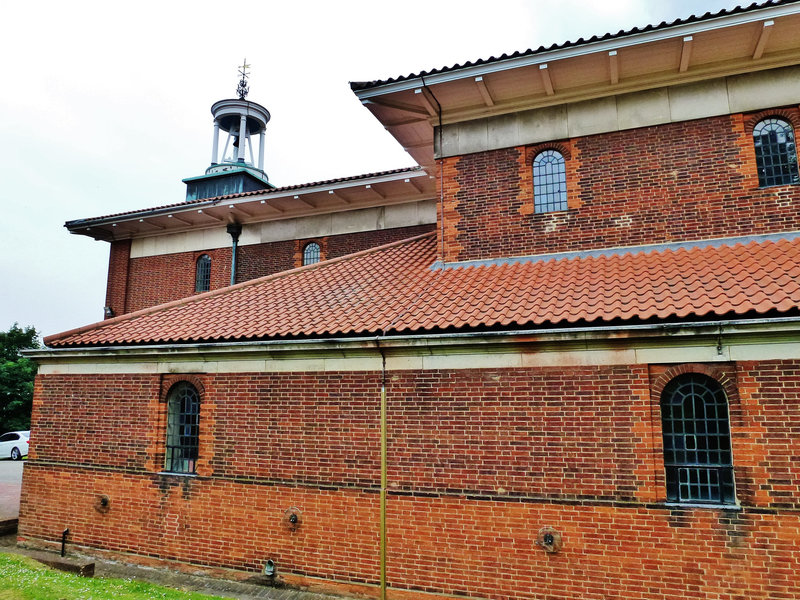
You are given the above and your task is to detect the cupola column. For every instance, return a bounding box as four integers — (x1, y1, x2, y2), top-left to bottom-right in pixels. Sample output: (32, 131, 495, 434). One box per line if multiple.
(237, 113, 248, 162)
(211, 122, 220, 165)
(258, 131, 265, 171)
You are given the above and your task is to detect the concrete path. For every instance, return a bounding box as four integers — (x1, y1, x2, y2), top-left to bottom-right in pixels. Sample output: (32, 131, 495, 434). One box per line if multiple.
(0, 532, 350, 600)
(0, 460, 23, 521)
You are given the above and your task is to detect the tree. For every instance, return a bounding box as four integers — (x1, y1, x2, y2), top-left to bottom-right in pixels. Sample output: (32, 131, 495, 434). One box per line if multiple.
(0, 324, 40, 432)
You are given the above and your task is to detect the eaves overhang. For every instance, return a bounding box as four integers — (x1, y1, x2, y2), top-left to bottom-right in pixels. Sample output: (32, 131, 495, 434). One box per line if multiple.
(26, 316, 800, 366)
(66, 167, 435, 242)
(352, 1, 800, 168)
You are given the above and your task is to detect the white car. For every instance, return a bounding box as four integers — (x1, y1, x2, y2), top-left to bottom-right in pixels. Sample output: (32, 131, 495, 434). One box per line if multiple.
(0, 431, 29, 460)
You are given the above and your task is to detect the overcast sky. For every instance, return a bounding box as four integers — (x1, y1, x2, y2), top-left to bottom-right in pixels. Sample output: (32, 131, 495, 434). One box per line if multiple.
(0, 0, 744, 339)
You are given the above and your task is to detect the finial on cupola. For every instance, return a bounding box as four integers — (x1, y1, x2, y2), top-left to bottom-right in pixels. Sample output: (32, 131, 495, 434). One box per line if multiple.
(236, 59, 250, 100)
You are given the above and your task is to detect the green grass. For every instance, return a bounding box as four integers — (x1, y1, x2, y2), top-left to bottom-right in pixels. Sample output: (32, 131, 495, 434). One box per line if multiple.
(0, 553, 234, 600)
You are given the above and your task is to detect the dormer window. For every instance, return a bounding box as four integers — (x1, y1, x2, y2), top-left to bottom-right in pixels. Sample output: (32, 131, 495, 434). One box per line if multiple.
(753, 117, 799, 187)
(532, 149, 568, 213)
(195, 254, 211, 292)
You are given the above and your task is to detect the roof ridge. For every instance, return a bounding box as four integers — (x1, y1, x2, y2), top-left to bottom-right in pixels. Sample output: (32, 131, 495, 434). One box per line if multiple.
(43, 231, 437, 346)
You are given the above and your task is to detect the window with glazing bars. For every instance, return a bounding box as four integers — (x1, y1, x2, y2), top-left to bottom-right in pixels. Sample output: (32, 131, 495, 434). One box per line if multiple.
(532, 149, 568, 213)
(660, 374, 735, 505)
(165, 382, 200, 474)
(195, 254, 211, 292)
(753, 118, 799, 187)
(303, 242, 321, 265)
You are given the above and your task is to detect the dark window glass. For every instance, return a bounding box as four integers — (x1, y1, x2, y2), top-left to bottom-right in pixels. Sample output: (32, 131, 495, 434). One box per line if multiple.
(165, 382, 200, 474)
(195, 254, 211, 292)
(0, 433, 17, 442)
(753, 118, 799, 187)
(303, 242, 321, 266)
(533, 149, 568, 213)
(661, 374, 735, 504)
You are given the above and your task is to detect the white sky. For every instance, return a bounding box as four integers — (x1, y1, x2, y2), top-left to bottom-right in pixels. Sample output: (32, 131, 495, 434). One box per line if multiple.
(0, 0, 743, 339)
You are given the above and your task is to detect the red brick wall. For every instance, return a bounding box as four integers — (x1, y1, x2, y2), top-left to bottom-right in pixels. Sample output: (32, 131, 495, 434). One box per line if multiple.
(441, 109, 800, 262)
(113, 225, 435, 314)
(104, 240, 131, 318)
(125, 248, 232, 314)
(237, 240, 296, 282)
(20, 359, 800, 599)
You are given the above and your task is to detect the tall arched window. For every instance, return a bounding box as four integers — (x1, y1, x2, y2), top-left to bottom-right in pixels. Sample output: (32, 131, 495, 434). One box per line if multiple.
(303, 242, 321, 266)
(532, 149, 568, 213)
(165, 382, 201, 474)
(660, 373, 735, 505)
(195, 254, 211, 292)
(753, 117, 799, 187)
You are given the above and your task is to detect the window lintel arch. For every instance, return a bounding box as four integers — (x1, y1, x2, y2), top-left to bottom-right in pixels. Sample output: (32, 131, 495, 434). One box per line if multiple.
(743, 108, 800, 134)
(525, 141, 572, 165)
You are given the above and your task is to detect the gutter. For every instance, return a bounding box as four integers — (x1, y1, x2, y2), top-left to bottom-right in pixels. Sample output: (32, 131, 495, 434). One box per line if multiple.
(24, 315, 800, 360)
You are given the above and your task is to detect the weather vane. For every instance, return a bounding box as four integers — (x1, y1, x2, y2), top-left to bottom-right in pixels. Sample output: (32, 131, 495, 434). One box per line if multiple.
(237, 59, 250, 100)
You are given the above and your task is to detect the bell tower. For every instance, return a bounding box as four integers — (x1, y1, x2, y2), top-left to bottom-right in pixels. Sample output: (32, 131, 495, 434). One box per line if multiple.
(183, 60, 274, 201)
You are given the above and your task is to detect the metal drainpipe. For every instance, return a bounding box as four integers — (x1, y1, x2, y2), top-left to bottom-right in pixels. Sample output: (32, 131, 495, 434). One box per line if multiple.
(375, 338, 388, 600)
(420, 76, 444, 262)
(226, 223, 242, 286)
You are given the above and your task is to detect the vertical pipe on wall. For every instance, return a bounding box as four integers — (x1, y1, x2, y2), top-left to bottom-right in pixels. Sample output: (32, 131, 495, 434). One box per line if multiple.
(421, 76, 444, 263)
(375, 339, 388, 600)
(227, 224, 242, 286)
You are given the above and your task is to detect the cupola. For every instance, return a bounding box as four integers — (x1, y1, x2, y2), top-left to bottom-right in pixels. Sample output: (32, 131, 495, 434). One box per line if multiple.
(183, 60, 274, 201)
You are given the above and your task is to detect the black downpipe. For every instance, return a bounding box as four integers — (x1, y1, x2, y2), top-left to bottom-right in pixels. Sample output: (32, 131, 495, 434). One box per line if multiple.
(420, 76, 444, 261)
(227, 223, 243, 286)
(61, 528, 70, 557)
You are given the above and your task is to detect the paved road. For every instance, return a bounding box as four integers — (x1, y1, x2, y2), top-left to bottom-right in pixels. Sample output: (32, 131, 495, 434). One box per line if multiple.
(0, 460, 23, 521)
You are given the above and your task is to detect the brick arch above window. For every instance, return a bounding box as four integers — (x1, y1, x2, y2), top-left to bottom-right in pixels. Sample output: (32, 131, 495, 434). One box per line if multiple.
(160, 374, 206, 402)
(525, 141, 572, 165)
(651, 363, 738, 406)
(294, 237, 328, 268)
(743, 107, 800, 133)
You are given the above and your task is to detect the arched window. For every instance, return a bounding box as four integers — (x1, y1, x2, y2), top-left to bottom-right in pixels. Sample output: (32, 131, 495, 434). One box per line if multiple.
(165, 382, 201, 474)
(660, 373, 735, 505)
(753, 117, 799, 187)
(532, 149, 568, 213)
(303, 242, 321, 266)
(195, 254, 211, 292)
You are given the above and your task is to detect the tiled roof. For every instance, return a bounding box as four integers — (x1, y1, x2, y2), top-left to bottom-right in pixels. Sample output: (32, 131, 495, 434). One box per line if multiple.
(45, 232, 800, 348)
(65, 167, 424, 227)
(350, 0, 798, 91)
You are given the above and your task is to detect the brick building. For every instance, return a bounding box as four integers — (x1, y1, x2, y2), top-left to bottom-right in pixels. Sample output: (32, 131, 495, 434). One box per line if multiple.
(21, 2, 800, 599)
